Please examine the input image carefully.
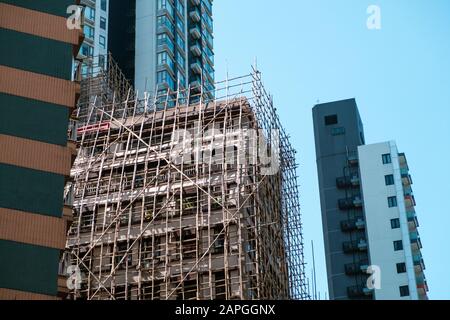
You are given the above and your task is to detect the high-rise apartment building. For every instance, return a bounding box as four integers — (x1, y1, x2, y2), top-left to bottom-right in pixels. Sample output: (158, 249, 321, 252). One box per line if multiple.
(313, 99, 428, 300)
(78, 0, 109, 76)
(358, 142, 428, 300)
(313, 99, 369, 300)
(108, 0, 215, 101)
(0, 0, 82, 299)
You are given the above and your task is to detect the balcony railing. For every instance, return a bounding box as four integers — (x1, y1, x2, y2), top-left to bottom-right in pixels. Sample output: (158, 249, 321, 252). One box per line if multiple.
(190, 44, 202, 57)
(336, 176, 360, 189)
(338, 196, 363, 210)
(404, 195, 416, 208)
(190, 61, 202, 75)
(343, 239, 368, 253)
(345, 259, 369, 275)
(340, 218, 365, 232)
(347, 285, 373, 298)
(190, 26, 201, 40)
(189, 8, 201, 23)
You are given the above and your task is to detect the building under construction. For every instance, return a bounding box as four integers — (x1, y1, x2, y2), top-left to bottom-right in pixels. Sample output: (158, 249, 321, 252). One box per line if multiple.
(64, 55, 307, 300)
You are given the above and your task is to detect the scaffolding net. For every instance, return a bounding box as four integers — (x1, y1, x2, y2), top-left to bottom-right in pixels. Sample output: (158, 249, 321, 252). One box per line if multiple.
(64, 55, 308, 300)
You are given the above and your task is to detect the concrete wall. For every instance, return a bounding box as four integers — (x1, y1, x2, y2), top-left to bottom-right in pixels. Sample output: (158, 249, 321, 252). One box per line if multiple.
(135, 0, 156, 94)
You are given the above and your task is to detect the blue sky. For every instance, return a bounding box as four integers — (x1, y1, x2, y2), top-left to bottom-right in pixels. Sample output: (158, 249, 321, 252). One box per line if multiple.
(214, 0, 450, 299)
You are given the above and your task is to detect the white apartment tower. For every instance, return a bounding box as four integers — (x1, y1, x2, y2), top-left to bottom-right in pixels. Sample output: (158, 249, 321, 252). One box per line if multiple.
(358, 141, 428, 300)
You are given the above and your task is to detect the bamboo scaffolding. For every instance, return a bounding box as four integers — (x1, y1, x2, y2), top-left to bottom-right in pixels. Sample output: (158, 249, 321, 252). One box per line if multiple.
(64, 55, 308, 300)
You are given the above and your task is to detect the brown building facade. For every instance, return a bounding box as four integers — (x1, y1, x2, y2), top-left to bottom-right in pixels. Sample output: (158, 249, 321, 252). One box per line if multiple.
(0, 0, 82, 299)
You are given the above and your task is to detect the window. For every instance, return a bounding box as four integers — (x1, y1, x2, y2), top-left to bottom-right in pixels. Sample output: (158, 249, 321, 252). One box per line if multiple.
(81, 43, 94, 57)
(176, 53, 185, 69)
(98, 55, 106, 69)
(393, 240, 403, 251)
(157, 51, 174, 70)
(331, 127, 346, 136)
(176, 0, 185, 17)
(176, 35, 185, 50)
(178, 74, 186, 89)
(100, 17, 107, 30)
(396, 263, 407, 274)
(157, 70, 167, 83)
(176, 18, 184, 33)
(157, 33, 174, 52)
(99, 35, 106, 49)
(382, 153, 392, 164)
(83, 25, 94, 39)
(388, 196, 398, 208)
(157, 71, 175, 89)
(391, 218, 400, 229)
(157, 15, 174, 33)
(399, 285, 410, 297)
(324, 114, 338, 126)
(385, 174, 395, 186)
(84, 6, 95, 21)
(101, 0, 107, 11)
(158, 0, 174, 16)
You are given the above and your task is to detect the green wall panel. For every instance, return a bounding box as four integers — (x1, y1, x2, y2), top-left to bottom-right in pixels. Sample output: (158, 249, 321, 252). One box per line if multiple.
(0, 28, 73, 80)
(0, 163, 65, 218)
(0, 93, 69, 146)
(0, 240, 59, 296)
(0, 0, 75, 17)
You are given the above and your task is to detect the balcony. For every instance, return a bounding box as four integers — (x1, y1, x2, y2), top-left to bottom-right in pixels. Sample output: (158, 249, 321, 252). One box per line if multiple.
(404, 195, 416, 208)
(403, 185, 413, 197)
(157, 20, 175, 39)
(336, 176, 360, 189)
(406, 210, 416, 222)
(338, 196, 363, 210)
(402, 173, 413, 186)
(347, 285, 373, 298)
(190, 61, 202, 74)
(408, 217, 418, 231)
(345, 259, 369, 275)
(413, 253, 426, 271)
(417, 281, 429, 296)
(347, 152, 359, 166)
(400, 167, 409, 176)
(343, 239, 368, 253)
(410, 230, 419, 241)
(399, 153, 408, 166)
(189, 8, 201, 23)
(416, 273, 426, 286)
(190, 44, 202, 57)
(190, 26, 201, 40)
(340, 218, 365, 232)
(190, 79, 202, 93)
(410, 231, 422, 251)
